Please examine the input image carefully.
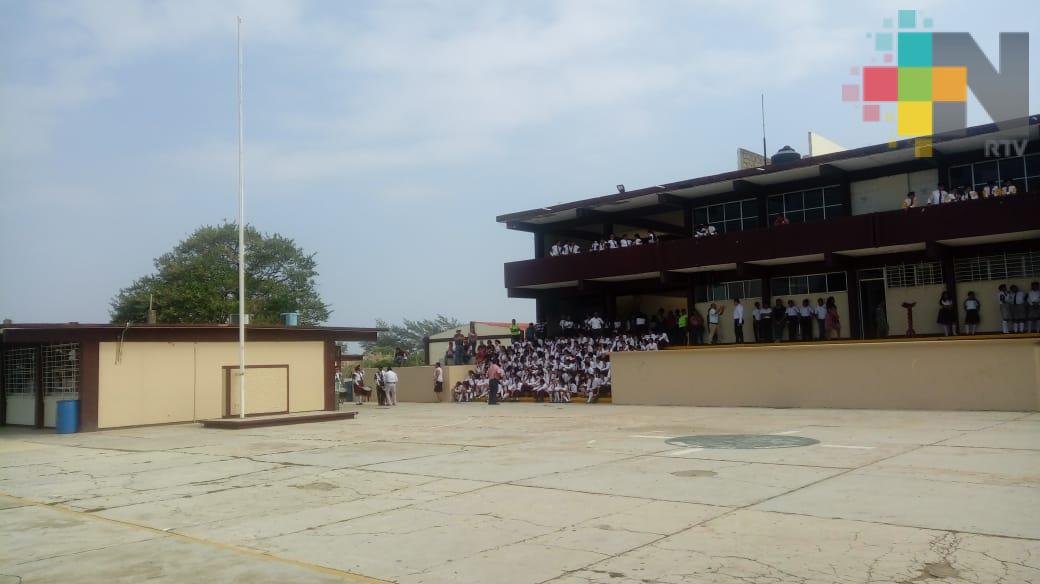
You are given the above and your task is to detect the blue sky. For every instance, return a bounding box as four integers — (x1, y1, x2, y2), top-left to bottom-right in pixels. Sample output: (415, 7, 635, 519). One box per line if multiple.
(1, 0, 1037, 328)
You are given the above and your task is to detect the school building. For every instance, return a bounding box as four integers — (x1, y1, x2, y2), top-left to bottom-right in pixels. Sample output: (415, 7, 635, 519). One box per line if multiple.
(498, 117, 1040, 340)
(0, 323, 379, 431)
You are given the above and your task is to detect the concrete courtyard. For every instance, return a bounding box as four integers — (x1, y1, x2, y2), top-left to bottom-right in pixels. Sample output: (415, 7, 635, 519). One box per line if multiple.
(1, 403, 1038, 583)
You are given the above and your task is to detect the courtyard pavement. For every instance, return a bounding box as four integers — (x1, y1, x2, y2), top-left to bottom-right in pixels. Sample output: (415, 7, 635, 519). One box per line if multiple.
(1, 403, 1038, 583)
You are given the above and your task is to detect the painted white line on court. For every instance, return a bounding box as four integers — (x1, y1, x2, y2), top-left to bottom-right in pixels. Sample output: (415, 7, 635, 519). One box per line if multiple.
(819, 444, 875, 449)
(663, 448, 705, 456)
(630, 435, 677, 440)
(773, 430, 802, 435)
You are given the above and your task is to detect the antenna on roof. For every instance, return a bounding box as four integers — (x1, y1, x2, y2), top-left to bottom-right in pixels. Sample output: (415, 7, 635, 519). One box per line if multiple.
(761, 94, 768, 167)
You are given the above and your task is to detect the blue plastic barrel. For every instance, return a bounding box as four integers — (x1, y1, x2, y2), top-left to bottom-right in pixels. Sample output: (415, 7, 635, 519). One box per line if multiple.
(55, 400, 79, 434)
(282, 312, 300, 326)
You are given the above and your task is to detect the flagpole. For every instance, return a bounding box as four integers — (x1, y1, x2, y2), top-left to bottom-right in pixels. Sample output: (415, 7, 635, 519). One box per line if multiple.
(237, 16, 247, 419)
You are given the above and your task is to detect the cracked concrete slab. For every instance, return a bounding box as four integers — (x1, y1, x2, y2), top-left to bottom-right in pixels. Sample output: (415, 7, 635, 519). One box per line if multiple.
(1, 403, 1038, 583)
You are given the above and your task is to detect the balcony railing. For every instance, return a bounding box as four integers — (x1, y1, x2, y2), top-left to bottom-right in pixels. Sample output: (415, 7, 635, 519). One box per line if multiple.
(504, 194, 1038, 289)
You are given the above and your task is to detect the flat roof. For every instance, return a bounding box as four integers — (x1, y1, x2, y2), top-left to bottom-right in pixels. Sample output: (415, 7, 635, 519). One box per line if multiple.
(497, 115, 1040, 226)
(0, 322, 383, 344)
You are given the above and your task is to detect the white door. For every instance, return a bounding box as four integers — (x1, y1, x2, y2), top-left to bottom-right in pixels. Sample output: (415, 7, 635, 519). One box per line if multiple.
(4, 347, 37, 426)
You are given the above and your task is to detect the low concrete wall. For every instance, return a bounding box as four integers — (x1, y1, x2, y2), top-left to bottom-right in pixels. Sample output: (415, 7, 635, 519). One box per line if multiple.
(612, 337, 1040, 411)
(362, 365, 474, 402)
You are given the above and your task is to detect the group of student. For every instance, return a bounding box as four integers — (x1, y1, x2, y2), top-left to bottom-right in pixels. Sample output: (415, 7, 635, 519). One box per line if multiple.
(548, 231, 659, 256)
(902, 180, 1019, 209)
(935, 283, 1039, 337)
(343, 365, 399, 406)
(449, 333, 662, 404)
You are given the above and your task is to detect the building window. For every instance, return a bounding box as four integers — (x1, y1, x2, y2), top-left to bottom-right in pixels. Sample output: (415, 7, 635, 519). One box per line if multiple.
(3, 347, 36, 395)
(949, 153, 1040, 192)
(693, 198, 758, 234)
(695, 279, 762, 302)
(954, 251, 1040, 282)
(768, 186, 845, 225)
(885, 262, 943, 288)
(770, 272, 848, 296)
(42, 343, 80, 395)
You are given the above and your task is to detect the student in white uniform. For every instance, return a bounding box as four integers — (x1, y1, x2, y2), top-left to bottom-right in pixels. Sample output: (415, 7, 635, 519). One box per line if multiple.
(549, 243, 561, 256)
(732, 298, 745, 343)
(1028, 282, 1040, 333)
(962, 291, 981, 335)
(1010, 284, 1027, 333)
(927, 183, 949, 206)
(997, 284, 1012, 333)
(814, 298, 828, 341)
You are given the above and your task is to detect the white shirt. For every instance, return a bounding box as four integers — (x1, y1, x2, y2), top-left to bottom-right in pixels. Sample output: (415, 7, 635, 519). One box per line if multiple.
(588, 317, 604, 330)
(785, 306, 799, 317)
(1028, 290, 1040, 304)
(814, 305, 827, 319)
(607, 240, 618, 249)
(928, 189, 947, 205)
(752, 308, 762, 321)
(549, 245, 561, 256)
(383, 370, 399, 384)
(798, 306, 812, 317)
(435, 367, 443, 382)
(620, 239, 631, 248)
(708, 308, 719, 324)
(732, 304, 744, 321)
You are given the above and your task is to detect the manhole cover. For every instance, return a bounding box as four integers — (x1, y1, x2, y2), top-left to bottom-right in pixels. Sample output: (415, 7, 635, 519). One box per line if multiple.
(665, 434, 819, 449)
(670, 470, 718, 478)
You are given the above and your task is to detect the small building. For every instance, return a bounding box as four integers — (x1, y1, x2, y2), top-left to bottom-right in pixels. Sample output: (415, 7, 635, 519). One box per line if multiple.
(0, 323, 379, 431)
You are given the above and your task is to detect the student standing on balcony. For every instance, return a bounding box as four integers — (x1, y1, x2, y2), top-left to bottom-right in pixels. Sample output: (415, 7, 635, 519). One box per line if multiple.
(732, 298, 745, 343)
(785, 300, 800, 341)
(927, 183, 949, 206)
(1002, 179, 1018, 196)
(814, 298, 828, 341)
(799, 299, 814, 341)
(963, 291, 981, 335)
(902, 191, 917, 209)
(937, 290, 957, 336)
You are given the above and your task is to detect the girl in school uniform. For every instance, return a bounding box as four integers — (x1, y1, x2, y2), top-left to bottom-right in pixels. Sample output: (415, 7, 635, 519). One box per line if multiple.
(1029, 282, 1040, 333)
(1010, 285, 1027, 333)
(998, 284, 1012, 333)
(963, 291, 981, 335)
(825, 297, 841, 339)
(937, 291, 957, 336)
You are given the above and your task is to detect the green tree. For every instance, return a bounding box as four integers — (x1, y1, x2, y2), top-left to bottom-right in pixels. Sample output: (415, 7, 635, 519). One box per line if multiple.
(110, 223, 330, 325)
(362, 315, 463, 364)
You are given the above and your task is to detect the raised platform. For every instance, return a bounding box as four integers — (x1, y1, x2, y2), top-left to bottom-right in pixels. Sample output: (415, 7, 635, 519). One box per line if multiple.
(613, 335, 1040, 411)
(201, 410, 357, 429)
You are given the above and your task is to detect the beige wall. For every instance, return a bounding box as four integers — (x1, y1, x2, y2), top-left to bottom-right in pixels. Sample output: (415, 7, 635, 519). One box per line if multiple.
(97, 341, 326, 429)
(612, 338, 1040, 411)
(884, 284, 945, 336)
(361, 364, 473, 403)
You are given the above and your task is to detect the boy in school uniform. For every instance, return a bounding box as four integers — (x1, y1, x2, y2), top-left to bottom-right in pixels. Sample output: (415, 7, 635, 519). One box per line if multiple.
(814, 298, 828, 341)
(798, 299, 814, 341)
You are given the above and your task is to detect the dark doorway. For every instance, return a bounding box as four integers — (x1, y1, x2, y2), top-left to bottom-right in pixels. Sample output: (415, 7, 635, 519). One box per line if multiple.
(859, 279, 887, 339)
